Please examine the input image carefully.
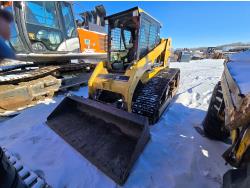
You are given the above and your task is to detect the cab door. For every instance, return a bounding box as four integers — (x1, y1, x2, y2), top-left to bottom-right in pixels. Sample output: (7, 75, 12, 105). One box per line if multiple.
(57, 2, 80, 52)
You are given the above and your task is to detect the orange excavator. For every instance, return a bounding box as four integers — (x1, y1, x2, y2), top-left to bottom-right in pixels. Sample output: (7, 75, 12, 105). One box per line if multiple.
(77, 5, 107, 54)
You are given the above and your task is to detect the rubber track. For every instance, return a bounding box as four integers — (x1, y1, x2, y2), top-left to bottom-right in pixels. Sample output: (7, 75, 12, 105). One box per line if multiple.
(132, 68, 180, 124)
(3, 148, 50, 188)
(203, 81, 229, 140)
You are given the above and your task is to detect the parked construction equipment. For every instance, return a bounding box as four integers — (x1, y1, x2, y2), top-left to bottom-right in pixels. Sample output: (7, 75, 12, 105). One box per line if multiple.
(47, 7, 180, 185)
(3, 1, 104, 54)
(205, 47, 224, 59)
(77, 5, 107, 54)
(1, 1, 107, 59)
(177, 50, 191, 62)
(0, 2, 107, 115)
(1, 1, 107, 63)
(202, 50, 250, 187)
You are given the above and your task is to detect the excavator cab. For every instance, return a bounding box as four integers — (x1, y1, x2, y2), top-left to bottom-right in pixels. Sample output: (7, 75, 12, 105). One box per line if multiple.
(2, 2, 106, 63)
(4, 1, 79, 54)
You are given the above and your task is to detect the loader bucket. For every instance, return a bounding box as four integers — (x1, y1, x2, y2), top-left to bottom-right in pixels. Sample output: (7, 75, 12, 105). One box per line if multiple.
(46, 95, 150, 185)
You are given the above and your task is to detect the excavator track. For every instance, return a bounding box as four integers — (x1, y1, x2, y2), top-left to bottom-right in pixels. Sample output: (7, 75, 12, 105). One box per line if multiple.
(0, 63, 95, 89)
(132, 68, 180, 124)
(0, 66, 59, 85)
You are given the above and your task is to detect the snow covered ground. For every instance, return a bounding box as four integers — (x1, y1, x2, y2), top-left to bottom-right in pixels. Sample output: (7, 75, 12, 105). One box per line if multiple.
(227, 50, 250, 94)
(0, 59, 231, 188)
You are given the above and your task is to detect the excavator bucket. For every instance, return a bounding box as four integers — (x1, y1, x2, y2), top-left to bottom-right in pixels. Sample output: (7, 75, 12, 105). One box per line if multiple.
(46, 95, 150, 185)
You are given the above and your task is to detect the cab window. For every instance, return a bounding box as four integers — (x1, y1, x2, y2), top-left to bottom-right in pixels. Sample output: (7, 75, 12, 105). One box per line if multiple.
(26, 1, 59, 29)
(4, 6, 26, 52)
(25, 2, 63, 51)
(60, 2, 76, 38)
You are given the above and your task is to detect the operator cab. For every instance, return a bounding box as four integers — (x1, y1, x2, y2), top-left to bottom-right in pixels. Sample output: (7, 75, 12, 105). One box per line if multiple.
(4, 2, 78, 54)
(105, 7, 161, 72)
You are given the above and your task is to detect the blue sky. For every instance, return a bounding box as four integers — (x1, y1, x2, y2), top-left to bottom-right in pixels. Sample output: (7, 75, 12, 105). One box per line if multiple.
(73, 1, 250, 48)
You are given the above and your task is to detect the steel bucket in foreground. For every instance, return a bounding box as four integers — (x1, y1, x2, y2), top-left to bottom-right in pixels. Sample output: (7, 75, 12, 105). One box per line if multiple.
(46, 95, 150, 185)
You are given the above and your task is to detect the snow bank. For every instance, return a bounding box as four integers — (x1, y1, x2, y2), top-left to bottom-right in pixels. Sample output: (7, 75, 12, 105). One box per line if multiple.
(226, 50, 250, 94)
(229, 50, 250, 62)
(227, 61, 250, 95)
(0, 60, 231, 188)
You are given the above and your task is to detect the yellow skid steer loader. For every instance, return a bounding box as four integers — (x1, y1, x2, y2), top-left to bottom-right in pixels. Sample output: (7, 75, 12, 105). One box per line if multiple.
(47, 7, 180, 185)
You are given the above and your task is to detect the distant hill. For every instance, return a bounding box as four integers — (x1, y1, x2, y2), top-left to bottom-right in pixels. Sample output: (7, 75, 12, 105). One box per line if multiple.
(188, 42, 250, 51)
(216, 42, 250, 49)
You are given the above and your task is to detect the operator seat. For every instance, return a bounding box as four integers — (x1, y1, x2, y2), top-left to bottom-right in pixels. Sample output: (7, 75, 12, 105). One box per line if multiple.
(111, 38, 135, 71)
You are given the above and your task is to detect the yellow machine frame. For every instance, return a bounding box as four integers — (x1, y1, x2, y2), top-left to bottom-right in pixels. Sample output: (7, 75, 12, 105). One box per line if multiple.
(88, 38, 172, 112)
